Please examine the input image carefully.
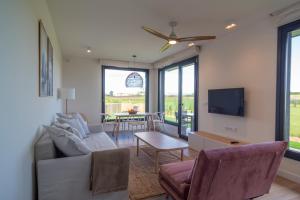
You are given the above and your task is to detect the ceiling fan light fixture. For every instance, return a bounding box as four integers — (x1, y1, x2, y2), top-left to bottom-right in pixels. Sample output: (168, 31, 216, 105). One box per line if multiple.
(142, 21, 216, 52)
(168, 40, 177, 45)
(86, 47, 92, 53)
(225, 23, 237, 30)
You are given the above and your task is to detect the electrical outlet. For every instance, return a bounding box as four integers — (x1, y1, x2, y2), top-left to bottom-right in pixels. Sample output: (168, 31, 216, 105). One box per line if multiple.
(225, 126, 238, 132)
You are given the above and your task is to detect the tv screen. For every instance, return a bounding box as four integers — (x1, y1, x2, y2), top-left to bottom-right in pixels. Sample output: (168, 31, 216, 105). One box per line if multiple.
(208, 88, 244, 116)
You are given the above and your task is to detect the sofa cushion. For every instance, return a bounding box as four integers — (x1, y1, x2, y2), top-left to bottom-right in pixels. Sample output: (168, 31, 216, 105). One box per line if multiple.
(159, 160, 194, 199)
(83, 132, 117, 152)
(45, 126, 91, 156)
(57, 112, 90, 134)
(57, 118, 87, 138)
(72, 112, 90, 134)
(52, 121, 84, 139)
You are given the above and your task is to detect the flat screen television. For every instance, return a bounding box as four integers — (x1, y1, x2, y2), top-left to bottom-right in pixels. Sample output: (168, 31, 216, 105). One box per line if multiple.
(208, 88, 244, 116)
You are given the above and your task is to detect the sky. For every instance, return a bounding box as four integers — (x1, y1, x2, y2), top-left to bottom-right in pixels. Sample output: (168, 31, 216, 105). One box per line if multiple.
(105, 69, 146, 95)
(165, 64, 195, 95)
(291, 35, 300, 92)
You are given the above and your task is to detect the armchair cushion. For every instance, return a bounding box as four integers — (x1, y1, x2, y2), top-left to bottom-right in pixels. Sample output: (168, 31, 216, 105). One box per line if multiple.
(159, 160, 194, 199)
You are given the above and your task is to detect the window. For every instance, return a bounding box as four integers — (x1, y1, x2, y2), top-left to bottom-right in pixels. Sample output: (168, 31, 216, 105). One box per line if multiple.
(276, 19, 300, 161)
(102, 66, 149, 119)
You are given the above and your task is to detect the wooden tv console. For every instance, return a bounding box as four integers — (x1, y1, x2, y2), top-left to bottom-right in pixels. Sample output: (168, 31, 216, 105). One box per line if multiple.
(188, 131, 248, 151)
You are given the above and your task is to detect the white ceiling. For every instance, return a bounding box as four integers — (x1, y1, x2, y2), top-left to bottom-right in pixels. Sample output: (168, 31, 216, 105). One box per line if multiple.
(47, 0, 298, 63)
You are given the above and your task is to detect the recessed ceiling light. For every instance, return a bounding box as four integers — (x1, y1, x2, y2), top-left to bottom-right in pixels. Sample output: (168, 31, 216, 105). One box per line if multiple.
(86, 47, 92, 53)
(188, 42, 194, 47)
(225, 23, 237, 30)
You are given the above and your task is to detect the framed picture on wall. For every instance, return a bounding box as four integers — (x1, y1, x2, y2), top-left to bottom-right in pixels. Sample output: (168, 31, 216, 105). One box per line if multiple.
(39, 20, 53, 97)
(47, 38, 53, 96)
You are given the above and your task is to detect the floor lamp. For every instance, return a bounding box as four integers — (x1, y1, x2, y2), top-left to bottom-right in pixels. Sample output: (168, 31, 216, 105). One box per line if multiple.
(58, 88, 76, 114)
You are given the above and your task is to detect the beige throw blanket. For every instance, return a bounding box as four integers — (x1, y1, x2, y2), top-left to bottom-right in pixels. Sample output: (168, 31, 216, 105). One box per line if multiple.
(90, 148, 130, 195)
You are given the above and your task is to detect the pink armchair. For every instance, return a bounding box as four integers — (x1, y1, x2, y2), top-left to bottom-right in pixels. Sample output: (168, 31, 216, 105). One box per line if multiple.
(159, 141, 287, 200)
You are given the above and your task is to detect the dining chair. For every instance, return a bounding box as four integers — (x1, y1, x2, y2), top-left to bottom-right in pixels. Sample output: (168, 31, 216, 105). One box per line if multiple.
(128, 115, 146, 134)
(152, 112, 165, 132)
(99, 113, 117, 133)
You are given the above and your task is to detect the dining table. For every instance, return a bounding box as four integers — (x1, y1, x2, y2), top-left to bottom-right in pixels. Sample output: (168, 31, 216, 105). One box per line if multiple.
(113, 112, 156, 140)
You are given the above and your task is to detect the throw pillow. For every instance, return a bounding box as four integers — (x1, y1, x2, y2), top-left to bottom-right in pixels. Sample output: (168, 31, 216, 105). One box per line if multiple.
(53, 122, 83, 140)
(53, 122, 72, 131)
(71, 113, 90, 134)
(56, 113, 73, 119)
(57, 118, 88, 138)
(70, 127, 84, 140)
(44, 126, 91, 156)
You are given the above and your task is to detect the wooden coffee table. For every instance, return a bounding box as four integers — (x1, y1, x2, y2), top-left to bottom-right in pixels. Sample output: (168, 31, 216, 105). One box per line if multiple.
(134, 131, 189, 173)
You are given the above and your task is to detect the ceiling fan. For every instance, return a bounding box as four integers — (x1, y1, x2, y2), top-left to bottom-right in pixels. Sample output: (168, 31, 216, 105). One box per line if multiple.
(142, 21, 216, 52)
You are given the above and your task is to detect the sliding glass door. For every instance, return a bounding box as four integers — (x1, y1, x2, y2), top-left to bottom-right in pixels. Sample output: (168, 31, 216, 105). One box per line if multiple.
(159, 56, 198, 138)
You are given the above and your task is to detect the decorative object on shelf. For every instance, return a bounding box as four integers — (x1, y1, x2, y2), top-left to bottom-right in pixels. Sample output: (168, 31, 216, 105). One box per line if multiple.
(58, 88, 76, 114)
(39, 20, 54, 97)
(128, 108, 138, 115)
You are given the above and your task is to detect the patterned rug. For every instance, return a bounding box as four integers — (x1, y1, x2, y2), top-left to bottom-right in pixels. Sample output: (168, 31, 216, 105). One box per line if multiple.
(128, 146, 196, 200)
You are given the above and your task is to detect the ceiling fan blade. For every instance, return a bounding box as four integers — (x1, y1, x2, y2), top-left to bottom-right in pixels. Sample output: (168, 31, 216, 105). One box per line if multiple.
(142, 26, 170, 40)
(160, 42, 172, 52)
(178, 36, 216, 42)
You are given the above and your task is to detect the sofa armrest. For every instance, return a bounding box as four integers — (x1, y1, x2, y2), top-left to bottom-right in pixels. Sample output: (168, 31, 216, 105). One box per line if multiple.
(37, 154, 92, 200)
(88, 124, 104, 134)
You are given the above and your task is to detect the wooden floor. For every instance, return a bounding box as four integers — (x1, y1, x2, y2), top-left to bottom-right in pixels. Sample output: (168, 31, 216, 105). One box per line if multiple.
(109, 131, 300, 200)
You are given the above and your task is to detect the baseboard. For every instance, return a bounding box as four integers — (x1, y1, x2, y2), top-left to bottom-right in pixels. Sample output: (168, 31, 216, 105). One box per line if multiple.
(278, 169, 300, 184)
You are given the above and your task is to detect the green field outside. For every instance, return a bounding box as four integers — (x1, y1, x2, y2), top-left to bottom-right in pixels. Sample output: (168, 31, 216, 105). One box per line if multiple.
(105, 95, 145, 104)
(290, 141, 300, 150)
(290, 93, 300, 150)
(290, 106, 300, 137)
(164, 95, 194, 122)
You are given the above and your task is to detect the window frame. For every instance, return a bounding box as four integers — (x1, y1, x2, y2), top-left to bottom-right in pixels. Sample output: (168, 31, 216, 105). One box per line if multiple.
(276, 19, 300, 161)
(101, 65, 150, 115)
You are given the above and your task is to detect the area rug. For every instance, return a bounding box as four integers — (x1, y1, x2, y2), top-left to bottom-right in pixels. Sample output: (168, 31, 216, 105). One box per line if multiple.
(128, 146, 196, 200)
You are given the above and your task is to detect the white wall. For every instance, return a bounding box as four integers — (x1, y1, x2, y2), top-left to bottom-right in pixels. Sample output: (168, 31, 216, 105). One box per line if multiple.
(0, 0, 62, 199)
(198, 18, 300, 183)
(63, 57, 101, 123)
(62, 57, 156, 123)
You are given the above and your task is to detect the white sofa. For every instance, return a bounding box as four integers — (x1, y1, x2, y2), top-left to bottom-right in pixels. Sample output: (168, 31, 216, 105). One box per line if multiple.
(35, 125, 129, 200)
